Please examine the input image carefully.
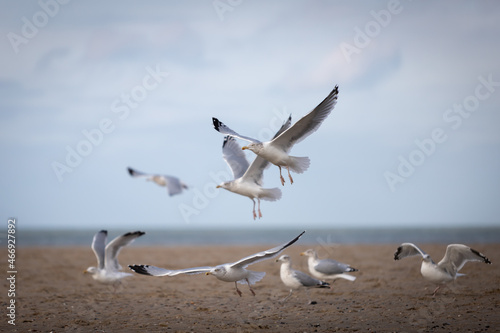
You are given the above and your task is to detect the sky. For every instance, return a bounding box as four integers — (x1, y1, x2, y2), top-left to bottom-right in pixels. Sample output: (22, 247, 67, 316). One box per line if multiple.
(1, 1, 500, 231)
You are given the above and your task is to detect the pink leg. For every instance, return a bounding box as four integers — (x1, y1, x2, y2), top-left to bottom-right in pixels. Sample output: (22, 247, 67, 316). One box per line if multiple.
(252, 199, 257, 220)
(246, 278, 256, 296)
(235, 282, 242, 297)
(432, 286, 440, 297)
(279, 166, 285, 186)
(287, 166, 294, 184)
(257, 198, 262, 218)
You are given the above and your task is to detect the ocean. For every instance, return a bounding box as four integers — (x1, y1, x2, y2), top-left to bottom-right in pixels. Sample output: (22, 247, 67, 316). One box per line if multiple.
(8, 226, 500, 247)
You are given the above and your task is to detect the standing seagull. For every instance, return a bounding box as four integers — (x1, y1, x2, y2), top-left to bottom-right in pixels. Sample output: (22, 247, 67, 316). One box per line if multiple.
(216, 115, 292, 219)
(127, 167, 188, 196)
(84, 230, 145, 285)
(277, 255, 330, 304)
(129, 231, 305, 297)
(301, 249, 358, 282)
(213, 85, 338, 185)
(394, 243, 491, 296)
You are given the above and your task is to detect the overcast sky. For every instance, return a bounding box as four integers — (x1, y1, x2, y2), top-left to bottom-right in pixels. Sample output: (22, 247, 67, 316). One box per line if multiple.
(1, 1, 499, 230)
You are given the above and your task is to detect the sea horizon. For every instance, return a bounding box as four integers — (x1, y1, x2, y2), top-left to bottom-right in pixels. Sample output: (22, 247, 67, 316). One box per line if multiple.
(8, 225, 500, 247)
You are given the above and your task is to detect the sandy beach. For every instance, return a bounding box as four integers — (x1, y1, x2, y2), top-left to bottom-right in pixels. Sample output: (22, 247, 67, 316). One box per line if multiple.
(2, 243, 499, 332)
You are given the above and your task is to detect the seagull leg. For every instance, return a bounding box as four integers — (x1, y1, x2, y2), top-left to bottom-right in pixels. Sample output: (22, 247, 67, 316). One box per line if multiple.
(432, 286, 440, 297)
(235, 282, 243, 297)
(257, 198, 262, 219)
(246, 278, 256, 296)
(252, 199, 257, 220)
(305, 289, 316, 305)
(286, 166, 294, 185)
(281, 289, 293, 303)
(279, 166, 285, 186)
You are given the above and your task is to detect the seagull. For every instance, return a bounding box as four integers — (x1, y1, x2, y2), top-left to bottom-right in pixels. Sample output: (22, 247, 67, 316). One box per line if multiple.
(394, 243, 492, 296)
(276, 255, 330, 304)
(216, 115, 292, 219)
(129, 231, 305, 297)
(127, 167, 188, 196)
(301, 249, 358, 282)
(212, 85, 338, 185)
(84, 230, 145, 285)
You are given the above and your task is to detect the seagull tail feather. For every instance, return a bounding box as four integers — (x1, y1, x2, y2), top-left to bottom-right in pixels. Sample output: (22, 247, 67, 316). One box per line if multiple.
(288, 156, 310, 174)
(260, 188, 282, 201)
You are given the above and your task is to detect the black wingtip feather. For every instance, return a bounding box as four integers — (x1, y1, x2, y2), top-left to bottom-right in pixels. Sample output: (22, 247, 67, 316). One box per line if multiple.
(128, 265, 152, 276)
(212, 117, 221, 131)
(123, 231, 146, 238)
(127, 167, 134, 176)
(471, 248, 492, 264)
(394, 247, 402, 261)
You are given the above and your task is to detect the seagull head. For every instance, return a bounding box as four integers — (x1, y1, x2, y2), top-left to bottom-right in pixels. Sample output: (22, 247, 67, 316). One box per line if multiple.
(300, 249, 316, 258)
(276, 254, 291, 263)
(242, 142, 263, 154)
(84, 266, 97, 275)
(207, 266, 226, 278)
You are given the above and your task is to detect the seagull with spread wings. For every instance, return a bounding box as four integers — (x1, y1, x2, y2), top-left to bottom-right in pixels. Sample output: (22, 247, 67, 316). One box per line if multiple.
(127, 167, 188, 196)
(216, 115, 292, 219)
(213, 85, 338, 185)
(129, 231, 305, 297)
(84, 230, 145, 285)
(394, 243, 491, 296)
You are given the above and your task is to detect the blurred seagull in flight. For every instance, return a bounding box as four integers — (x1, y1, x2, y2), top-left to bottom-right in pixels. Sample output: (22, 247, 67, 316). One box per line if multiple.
(129, 231, 305, 297)
(127, 167, 188, 196)
(216, 115, 291, 219)
(212, 85, 338, 185)
(394, 243, 491, 296)
(85, 230, 145, 286)
(277, 255, 330, 304)
(301, 249, 358, 282)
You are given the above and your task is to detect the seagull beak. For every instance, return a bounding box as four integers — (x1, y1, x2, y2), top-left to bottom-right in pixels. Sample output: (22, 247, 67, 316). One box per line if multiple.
(241, 146, 248, 150)
(300, 252, 305, 256)
(83, 270, 88, 274)
(216, 185, 221, 188)
(205, 272, 211, 275)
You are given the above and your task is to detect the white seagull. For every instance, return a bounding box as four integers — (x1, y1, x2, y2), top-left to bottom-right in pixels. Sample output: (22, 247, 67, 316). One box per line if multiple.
(216, 115, 292, 219)
(85, 230, 145, 285)
(301, 249, 358, 282)
(394, 243, 491, 296)
(277, 255, 330, 304)
(127, 167, 188, 196)
(129, 231, 305, 297)
(212, 85, 339, 185)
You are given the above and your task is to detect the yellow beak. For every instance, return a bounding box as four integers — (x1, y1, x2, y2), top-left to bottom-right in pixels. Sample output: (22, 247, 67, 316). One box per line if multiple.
(216, 185, 221, 188)
(205, 272, 211, 275)
(300, 252, 305, 256)
(241, 146, 248, 150)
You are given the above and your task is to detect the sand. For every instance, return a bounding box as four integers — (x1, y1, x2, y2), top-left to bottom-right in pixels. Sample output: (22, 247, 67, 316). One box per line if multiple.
(2, 243, 499, 332)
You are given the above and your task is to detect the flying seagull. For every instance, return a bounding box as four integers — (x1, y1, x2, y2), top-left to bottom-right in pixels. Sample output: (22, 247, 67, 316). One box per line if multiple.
(277, 254, 330, 304)
(394, 243, 491, 296)
(216, 115, 292, 219)
(212, 85, 338, 185)
(129, 231, 305, 297)
(84, 230, 145, 285)
(127, 167, 188, 196)
(301, 249, 358, 282)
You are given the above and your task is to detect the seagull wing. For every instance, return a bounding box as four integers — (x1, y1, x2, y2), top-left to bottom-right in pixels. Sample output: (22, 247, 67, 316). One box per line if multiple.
(271, 85, 338, 152)
(314, 259, 354, 275)
(127, 167, 153, 180)
(293, 269, 329, 288)
(222, 136, 250, 179)
(438, 244, 491, 273)
(105, 231, 145, 271)
(128, 264, 212, 277)
(394, 243, 428, 260)
(212, 117, 261, 143)
(241, 115, 293, 184)
(91, 230, 107, 270)
(230, 231, 305, 269)
(163, 175, 186, 196)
